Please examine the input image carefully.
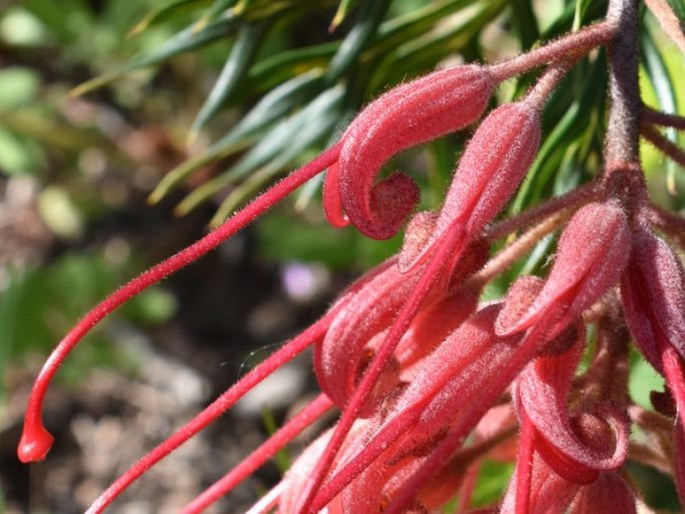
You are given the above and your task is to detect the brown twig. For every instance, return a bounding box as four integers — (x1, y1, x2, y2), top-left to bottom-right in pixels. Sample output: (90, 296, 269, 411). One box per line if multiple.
(486, 181, 602, 241)
(641, 122, 685, 169)
(642, 106, 685, 130)
(489, 21, 617, 81)
(604, 0, 641, 167)
(647, 203, 685, 248)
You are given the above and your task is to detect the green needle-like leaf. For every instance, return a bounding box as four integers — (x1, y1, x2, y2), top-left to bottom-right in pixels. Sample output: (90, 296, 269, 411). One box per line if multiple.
(641, 25, 682, 194)
(325, 0, 391, 82)
(128, 0, 210, 36)
(193, 0, 237, 32)
(149, 70, 324, 204)
(71, 14, 241, 97)
(176, 85, 344, 218)
(188, 22, 267, 143)
(511, 0, 540, 50)
(330, 0, 360, 32)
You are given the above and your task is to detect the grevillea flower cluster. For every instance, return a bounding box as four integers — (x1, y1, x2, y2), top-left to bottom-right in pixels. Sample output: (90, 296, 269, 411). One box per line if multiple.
(17, 0, 685, 512)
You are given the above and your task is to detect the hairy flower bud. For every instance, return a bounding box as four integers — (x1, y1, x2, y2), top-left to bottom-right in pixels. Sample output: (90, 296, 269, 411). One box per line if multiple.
(500, 453, 581, 514)
(314, 258, 431, 413)
(400, 100, 541, 272)
(517, 336, 630, 484)
(324, 65, 494, 240)
(621, 228, 685, 372)
(497, 201, 631, 340)
(279, 429, 342, 514)
(569, 472, 637, 513)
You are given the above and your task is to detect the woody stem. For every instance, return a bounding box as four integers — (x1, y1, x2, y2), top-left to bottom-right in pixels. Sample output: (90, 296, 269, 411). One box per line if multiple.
(604, 0, 641, 166)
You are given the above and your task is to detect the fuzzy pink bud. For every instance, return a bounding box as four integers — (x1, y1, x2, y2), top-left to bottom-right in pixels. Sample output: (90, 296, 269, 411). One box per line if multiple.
(278, 429, 342, 514)
(497, 201, 631, 339)
(325, 65, 494, 240)
(621, 228, 685, 372)
(400, 100, 541, 272)
(314, 259, 431, 413)
(569, 472, 637, 513)
(517, 337, 630, 484)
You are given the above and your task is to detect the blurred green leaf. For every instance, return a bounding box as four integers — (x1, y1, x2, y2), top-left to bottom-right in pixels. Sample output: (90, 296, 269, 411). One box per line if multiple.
(208, 85, 345, 224)
(71, 13, 241, 96)
(0, 68, 40, 107)
(0, 8, 47, 46)
(129, 0, 210, 35)
(246, 42, 339, 92)
(642, 26, 678, 116)
(261, 406, 292, 472)
(257, 207, 402, 269)
(0, 251, 172, 383)
(176, 84, 343, 217)
(330, 0, 360, 31)
(573, 0, 596, 30)
(473, 460, 515, 507)
(641, 24, 682, 195)
(325, 0, 391, 82)
(38, 186, 85, 238)
(369, 0, 506, 92)
(666, 0, 685, 19)
(24, 0, 94, 43)
(122, 288, 178, 325)
(511, 0, 540, 49)
(0, 127, 36, 175)
(630, 358, 666, 409)
(189, 21, 267, 141)
(149, 70, 325, 203)
(194, 0, 237, 31)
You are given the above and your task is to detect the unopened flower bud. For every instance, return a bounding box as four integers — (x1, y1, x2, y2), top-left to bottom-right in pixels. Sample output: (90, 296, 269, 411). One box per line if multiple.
(401, 101, 542, 273)
(569, 472, 637, 513)
(326, 65, 495, 240)
(621, 228, 685, 372)
(497, 201, 631, 340)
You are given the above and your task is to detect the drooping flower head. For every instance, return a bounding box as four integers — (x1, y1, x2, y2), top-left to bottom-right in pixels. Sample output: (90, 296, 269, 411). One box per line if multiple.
(16, 6, 685, 513)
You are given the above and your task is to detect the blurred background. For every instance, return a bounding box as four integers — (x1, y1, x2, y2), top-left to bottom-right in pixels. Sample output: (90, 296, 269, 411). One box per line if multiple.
(0, 0, 683, 512)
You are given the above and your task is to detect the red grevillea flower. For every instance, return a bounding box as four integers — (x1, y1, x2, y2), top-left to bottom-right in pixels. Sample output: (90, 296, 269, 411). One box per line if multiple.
(398, 73, 552, 273)
(314, 243, 484, 415)
(20, 7, 685, 512)
(295, 70, 562, 510)
(16, 62, 494, 466)
(497, 200, 632, 341)
(375, 202, 631, 514)
(323, 64, 494, 239)
(621, 227, 685, 374)
(306, 303, 525, 512)
(515, 328, 630, 486)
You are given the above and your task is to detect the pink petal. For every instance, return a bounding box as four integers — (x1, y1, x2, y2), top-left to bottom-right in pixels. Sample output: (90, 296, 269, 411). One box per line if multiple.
(314, 257, 435, 413)
(500, 453, 581, 514)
